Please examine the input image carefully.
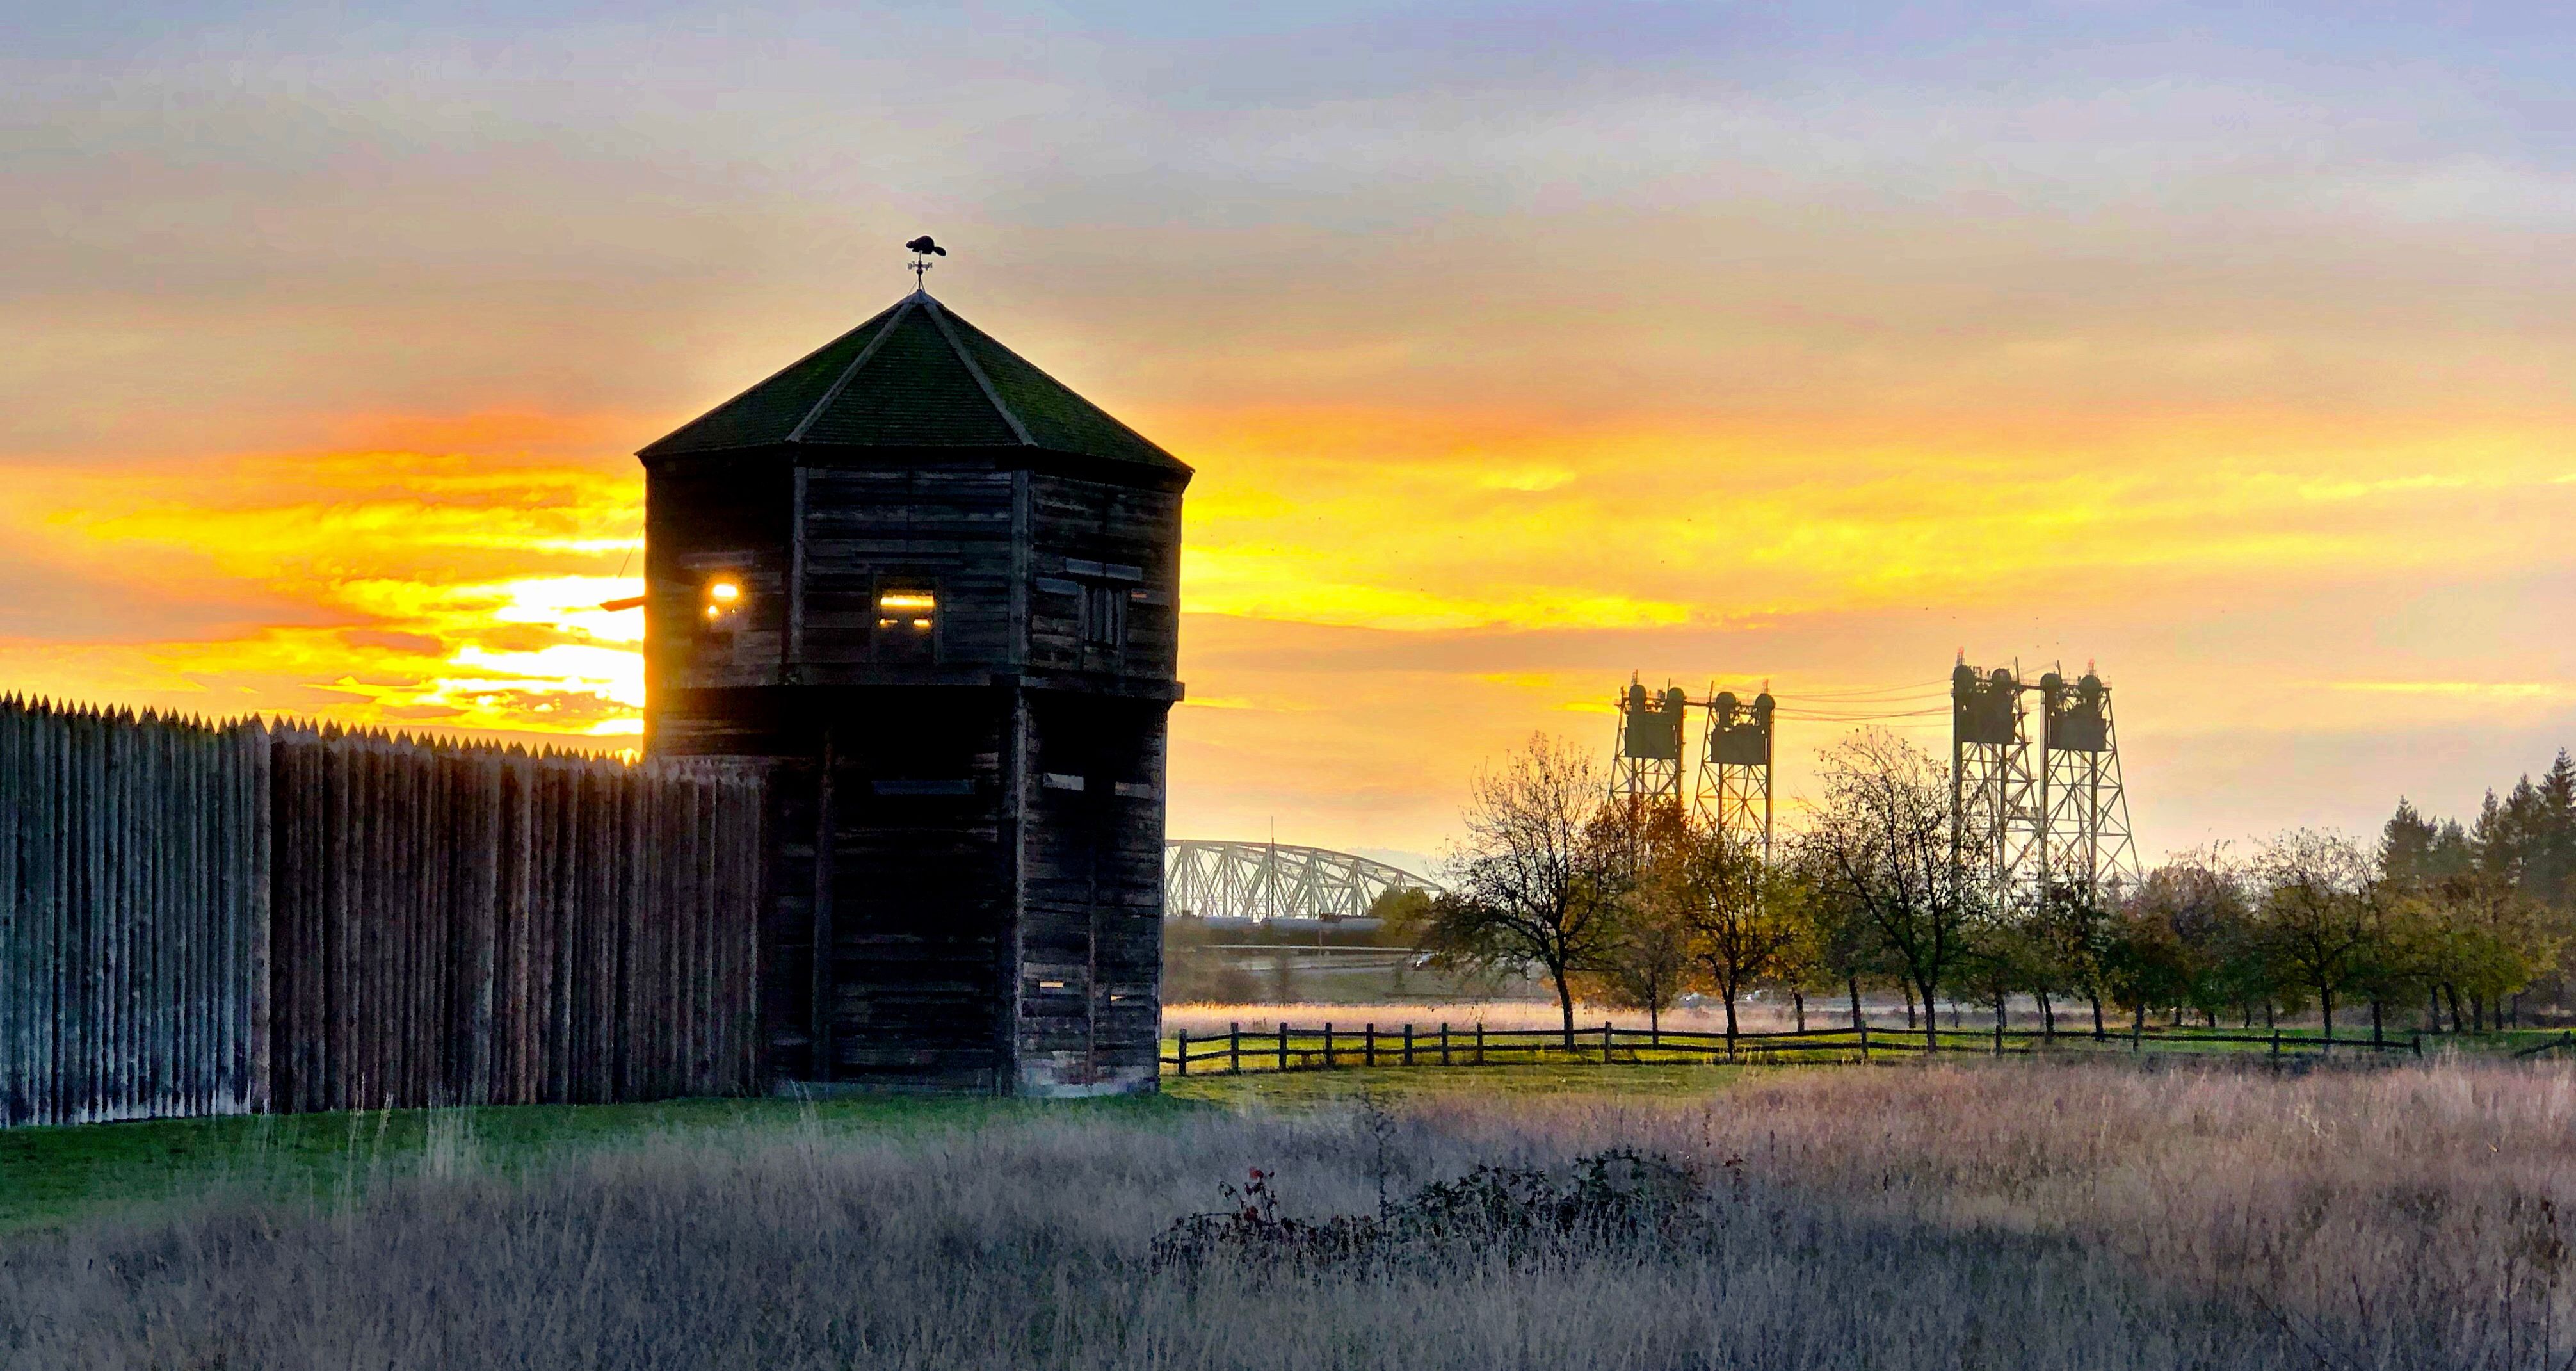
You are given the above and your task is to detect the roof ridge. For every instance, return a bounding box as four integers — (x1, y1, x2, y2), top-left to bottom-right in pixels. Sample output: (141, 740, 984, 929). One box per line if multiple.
(919, 295, 1035, 447)
(940, 304, 1176, 462)
(785, 294, 919, 444)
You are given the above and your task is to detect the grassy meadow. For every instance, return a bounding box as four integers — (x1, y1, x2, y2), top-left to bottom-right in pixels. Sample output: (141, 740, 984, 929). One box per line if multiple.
(4, 1054, 2572, 1369)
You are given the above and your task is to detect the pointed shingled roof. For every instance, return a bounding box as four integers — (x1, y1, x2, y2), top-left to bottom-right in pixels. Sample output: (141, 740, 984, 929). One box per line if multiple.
(638, 291, 1187, 476)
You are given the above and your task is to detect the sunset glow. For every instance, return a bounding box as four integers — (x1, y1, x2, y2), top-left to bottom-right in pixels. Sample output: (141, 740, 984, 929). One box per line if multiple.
(6, 3, 2571, 863)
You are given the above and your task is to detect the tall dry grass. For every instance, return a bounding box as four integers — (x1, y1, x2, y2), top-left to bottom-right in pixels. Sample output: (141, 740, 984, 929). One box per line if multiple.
(3, 1059, 2570, 1369)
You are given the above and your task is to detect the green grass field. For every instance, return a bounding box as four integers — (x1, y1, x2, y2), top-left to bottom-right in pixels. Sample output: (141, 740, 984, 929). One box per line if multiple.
(0, 1092, 1194, 1233)
(6, 1024, 2552, 1234)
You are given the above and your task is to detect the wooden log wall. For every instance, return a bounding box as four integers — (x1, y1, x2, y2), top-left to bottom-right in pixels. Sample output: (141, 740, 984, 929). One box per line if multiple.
(0, 697, 766, 1127)
(0, 699, 269, 1126)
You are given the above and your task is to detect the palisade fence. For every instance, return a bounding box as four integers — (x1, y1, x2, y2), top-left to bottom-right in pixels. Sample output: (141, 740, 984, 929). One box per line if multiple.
(1163, 1019, 2427, 1076)
(1, 697, 766, 1128)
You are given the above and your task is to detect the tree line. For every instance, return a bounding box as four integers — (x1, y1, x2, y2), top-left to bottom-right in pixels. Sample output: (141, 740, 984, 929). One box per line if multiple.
(1413, 732, 2576, 1051)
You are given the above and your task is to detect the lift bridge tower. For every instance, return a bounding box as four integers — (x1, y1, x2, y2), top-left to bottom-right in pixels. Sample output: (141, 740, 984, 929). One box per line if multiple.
(1951, 661, 2040, 892)
(1613, 679, 1689, 816)
(1695, 688, 1775, 857)
(2036, 667, 2142, 896)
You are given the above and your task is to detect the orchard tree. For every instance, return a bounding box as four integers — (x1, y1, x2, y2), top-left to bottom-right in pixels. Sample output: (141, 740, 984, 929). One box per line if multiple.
(1577, 887, 1694, 1037)
(1801, 730, 1994, 1052)
(2121, 852, 2253, 1029)
(1661, 817, 1807, 1054)
(2247, 832, 2382, 1044)
(2029, 879, 2117, 1037)
(1418, 733, 1630, 1046)
(1794, 841, 1889, 1032)
(2419, 867, 2558, 1032)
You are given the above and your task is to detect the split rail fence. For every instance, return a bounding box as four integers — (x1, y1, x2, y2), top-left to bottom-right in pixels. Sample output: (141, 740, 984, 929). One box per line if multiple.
(1, 697, 766, 1128)
(1164, 1019, 2427, 1076)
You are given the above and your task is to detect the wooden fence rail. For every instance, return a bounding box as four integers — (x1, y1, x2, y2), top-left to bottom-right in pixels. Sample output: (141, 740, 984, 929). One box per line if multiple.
(1162, 1019, 2427, 1076)
(1, 698, 766, 1128)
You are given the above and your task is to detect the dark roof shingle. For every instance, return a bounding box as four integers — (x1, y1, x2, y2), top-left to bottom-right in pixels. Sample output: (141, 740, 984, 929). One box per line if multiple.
(638, 292, 1186, 476)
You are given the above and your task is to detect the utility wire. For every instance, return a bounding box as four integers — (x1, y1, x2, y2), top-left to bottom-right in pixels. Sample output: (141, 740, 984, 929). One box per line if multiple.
(1702, 679, 1951, 702)
(1773, 709, 1950, 722)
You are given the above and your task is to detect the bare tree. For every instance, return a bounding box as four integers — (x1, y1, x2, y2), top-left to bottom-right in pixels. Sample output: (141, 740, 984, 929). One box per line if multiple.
(1800, 730, 1993, 1052)
(1419, 733, 1629, 1046)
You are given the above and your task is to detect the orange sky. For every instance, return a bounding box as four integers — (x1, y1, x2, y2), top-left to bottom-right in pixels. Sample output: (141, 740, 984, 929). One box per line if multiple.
(6, 3, 2573, 870)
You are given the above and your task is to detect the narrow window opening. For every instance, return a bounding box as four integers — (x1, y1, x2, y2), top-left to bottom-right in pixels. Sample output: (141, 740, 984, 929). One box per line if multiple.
(875, 585, 938, 663)
(1080, 583, 1125, 649)
(701, 575, 746, 636)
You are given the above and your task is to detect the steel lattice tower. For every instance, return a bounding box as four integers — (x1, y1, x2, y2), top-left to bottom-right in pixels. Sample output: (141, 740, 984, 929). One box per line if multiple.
(2036, 667, 2142, 898)
(1612, 679, 1689, 816)
(1694, 687, 1775, 857)
(1951, 661, 2041, 893)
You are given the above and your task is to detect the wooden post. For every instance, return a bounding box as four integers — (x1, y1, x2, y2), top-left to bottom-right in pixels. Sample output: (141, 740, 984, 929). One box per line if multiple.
(1402, 1023, 1414, 1067)
(1858, 1017, 1871, 1063)
(1474, 1022, 1485, 1066)
(810, 733, 838, 1085)
(1323, 1021, 1334, 1069)
(1439, 1021, 1451, 1066)
(1176, 1027, 1188, 1076)
(2271, 1021, 2282, 1060)
(1364, 1022, 1375, 1067)
(1603, 1019, 1614, 1064)
(1278, 1022, 1289, 1071)
(1229, 1021, 1241, 1074)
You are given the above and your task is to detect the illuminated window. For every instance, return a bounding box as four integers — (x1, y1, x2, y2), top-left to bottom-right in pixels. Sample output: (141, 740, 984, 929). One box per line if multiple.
(875, 584, 937, 663)
(702, 576, 745, 633)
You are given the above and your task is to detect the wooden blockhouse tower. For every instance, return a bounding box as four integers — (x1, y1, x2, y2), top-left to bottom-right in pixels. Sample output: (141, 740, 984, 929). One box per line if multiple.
(638, 288, 1189, 1095)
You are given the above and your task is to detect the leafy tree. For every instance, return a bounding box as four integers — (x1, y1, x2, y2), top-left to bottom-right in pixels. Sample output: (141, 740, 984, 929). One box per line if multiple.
(1575, 893, 1693, 1035)
(1366, 885, 1437, 930)
(1799, 730, 1993, 1052)
(1793, 841, 1889, 1032)
(1418, 734, 1630, 1046)
(1574, 804, 1695, 1034)
(2029, 879, 2118, 1037)
(1953, 902, 2044, 1044)
(2417, 867, 2559, 1032)
(2143, 852, 2256, 1027)
(1659, 817, 1807, 1053)
(2246, 832, 2383, 1043)
(2102, 895, 2196, 1036)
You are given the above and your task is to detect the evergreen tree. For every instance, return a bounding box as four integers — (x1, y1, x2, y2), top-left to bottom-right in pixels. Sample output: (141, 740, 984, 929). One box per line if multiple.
(2381, 800, 2440, 888)
(2533, 750, 2576, 910)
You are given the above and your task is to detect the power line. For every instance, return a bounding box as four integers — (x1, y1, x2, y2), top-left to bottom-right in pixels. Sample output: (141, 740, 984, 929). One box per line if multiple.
(1708, 681, 1951, 703)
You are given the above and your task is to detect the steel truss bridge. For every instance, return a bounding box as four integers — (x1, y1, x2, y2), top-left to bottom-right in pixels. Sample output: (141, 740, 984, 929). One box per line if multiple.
(1163, 840, 1442, 921)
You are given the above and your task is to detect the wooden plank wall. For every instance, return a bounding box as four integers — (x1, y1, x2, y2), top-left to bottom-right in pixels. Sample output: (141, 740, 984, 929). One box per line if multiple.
(1027, 474, 1181, 681)
(1018, 694, 1166, 1092)
(0, 697, 766, 1127)
(798, 467, 1018, 669)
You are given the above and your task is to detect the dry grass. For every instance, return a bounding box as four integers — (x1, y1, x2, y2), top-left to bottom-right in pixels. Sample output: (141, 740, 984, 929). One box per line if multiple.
(4, 1060, 2571, 1368)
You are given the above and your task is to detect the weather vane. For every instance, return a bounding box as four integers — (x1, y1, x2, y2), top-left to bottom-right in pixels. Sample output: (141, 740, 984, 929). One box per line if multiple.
(905, 234, 946, 288)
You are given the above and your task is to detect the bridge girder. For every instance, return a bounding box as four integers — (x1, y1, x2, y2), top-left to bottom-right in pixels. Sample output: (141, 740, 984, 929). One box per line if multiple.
(1163, 840, 1442, 922)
